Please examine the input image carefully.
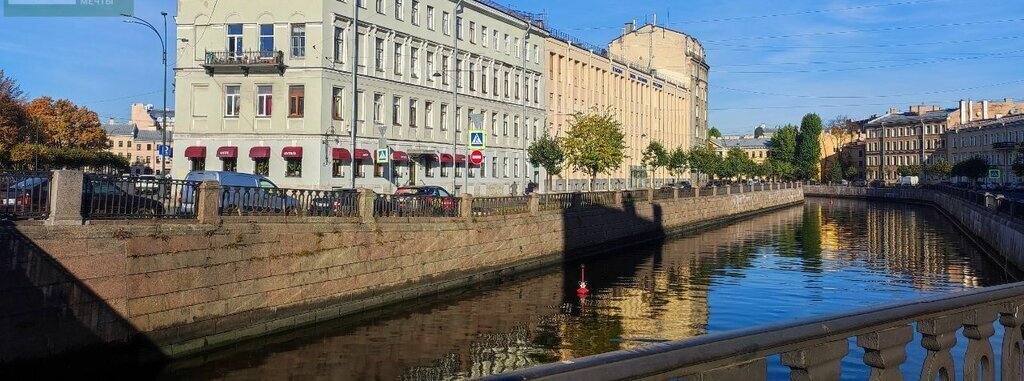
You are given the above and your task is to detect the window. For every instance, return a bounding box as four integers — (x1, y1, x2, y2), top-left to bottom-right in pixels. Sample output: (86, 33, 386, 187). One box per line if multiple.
(392, 96, 402, 125)
(491, 157, 497, 179)
(376, 0, 385, 14)
(332, 159, 345, 178)
(481, 26, 488, 47)
(136, 144, 141, 150)
(286, 158, 302, 177)
(524, 76, 530, 102)
(455, 58, 463, 88)
(256, 85, 273, 117)
(442, 11, 450, 35)
(332, 87, 344, 120)
(288, 85, 304, 117)
(393, 42, 403, 75)
(455, 16, 463, 39)
(357, 31, 367, 70)
(503, 34, 510, 54)
(410, 46, 420, 78)
(373, 93, 383, 123)
(191, 158, 205, 172)
(469, 62, 476, 91)
(225, 85, 240, 116)
(254, 158, 269, 175)
(395, 0, 404, 20)
(514, 37, 520, 58)
(513, 116, 519, 137)
(491, 113, 498, 136)
(291, 24, 306, 58)
(223, 157, 237, 172)
(533, 79, 539, 103)
(469, 22, 476, 43)
(441, 55, 450, 85)
(146, 144, 152, 150)
(227, 24, 243, 59)
(492, 68, 498, 95)
(411, 0, 420, 25)
(374, 162, 385, 178)
(441, 161, 449, 177)
(425, 157, 435, 177)
(375, 37, 385, 71)
(118, 141, 123, 148)
(425, 101, 434, 128)
(503, 72, 509, 98)
(409, 99, 418, 126)
(426, 52, 435, 81)
(455, 107, 463, 133)
(357, 91, 366, 121)
(502, 114, 509, 136)
(354, 160, 365, 177)
(492, 30, 498, 50)
(333, 26, 345, 64)
(440, 104, 449, 131)
(514, 158, 520, 178)
(503, 157, 509, 177)
(259, 24, 275, 58)
(427, 6, 435, 30)
(514, 74, 520, 99)
(481, 68, 487, 94)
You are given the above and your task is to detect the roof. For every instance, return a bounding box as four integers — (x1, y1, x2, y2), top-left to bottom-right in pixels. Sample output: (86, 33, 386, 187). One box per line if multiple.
(714, 138, 771, 149)
(865, 109, 955, 127)
(953, 114, 1024, 132)
(136, 130, 171, 143)
(148, 109, 175, 119)
(102, 123, 136, 136)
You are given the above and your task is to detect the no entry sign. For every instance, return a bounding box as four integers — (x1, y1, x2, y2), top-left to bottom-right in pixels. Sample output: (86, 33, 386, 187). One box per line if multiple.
(469, 150, 484, 165)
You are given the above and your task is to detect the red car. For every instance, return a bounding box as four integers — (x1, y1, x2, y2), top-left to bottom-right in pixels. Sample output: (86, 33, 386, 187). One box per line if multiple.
(387, 186, 459, 217)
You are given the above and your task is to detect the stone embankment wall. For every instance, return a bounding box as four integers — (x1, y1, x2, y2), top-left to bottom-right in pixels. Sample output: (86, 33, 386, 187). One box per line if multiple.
(804, 186, 1024, 271)
(3, 188, 802, 363)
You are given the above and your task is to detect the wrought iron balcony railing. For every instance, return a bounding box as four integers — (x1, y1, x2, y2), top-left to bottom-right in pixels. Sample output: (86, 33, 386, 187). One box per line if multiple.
(202, 50, 287, 76)
(993, 141, 1018, 150)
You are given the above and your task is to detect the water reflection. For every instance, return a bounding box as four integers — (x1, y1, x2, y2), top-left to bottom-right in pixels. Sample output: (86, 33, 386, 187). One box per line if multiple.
(160, 198, 1014, 380)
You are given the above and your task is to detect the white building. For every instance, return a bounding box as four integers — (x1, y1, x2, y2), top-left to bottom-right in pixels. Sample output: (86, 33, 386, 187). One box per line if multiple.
(173, 0, 548, 195)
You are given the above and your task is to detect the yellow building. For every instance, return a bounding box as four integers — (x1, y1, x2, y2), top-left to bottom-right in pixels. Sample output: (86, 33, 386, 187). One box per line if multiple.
(545, 23, 705, 191)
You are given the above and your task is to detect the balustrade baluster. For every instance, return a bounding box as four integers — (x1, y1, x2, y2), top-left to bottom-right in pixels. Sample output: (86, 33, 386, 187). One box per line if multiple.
(781, 339, 848, 381)
(999, 302, 1024, 381)
(963, 306, 998, 381)
(857, 325, 913, 381)
(918, 314, 962, 381)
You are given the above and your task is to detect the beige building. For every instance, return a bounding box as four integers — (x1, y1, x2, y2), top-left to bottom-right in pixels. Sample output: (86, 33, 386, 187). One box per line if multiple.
(173, 0, 547, 195)
(946, 114, 1024, 184)
(864, 105, 954, 183)
(544, 22, 707, 190)
(713, 138, 770, 164)
(104, 120, 172, 175)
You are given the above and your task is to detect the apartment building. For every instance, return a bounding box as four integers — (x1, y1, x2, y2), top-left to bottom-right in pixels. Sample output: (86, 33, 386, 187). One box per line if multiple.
(104, 121, 172, 175)
(173, 0, 547, 195)
(864, 105, 954, 183)
(546, 30, 692, 189)
(946, 114, 1024, 184)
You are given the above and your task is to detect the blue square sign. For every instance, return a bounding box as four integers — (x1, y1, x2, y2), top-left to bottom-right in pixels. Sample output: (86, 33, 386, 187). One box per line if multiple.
(468, 130, 486, 150)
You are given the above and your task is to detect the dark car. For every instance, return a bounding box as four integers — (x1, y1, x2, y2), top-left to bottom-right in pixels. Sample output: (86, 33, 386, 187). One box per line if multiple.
(309, 188, 360, 216)
(380, 186, 458, 217)
(3, 176, 165, 218)
(180, 171, 300, 215)
(1, 177, 49, 218)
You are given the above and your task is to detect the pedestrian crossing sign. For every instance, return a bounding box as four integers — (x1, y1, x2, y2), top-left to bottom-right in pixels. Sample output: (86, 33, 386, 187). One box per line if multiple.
(376, 148, 390, 164)
(468, 130, 486, 150)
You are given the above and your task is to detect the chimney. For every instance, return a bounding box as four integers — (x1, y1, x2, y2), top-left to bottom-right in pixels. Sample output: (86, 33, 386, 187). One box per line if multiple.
(888, 107, 899, 115)
(968, 100, 974, 122)
(960, 100, 968, 125)
(108, 118, 116, 125)
(624, 22, 633, 34)
(983, 100, 990, 120)
(1005, 98, 1014, 104)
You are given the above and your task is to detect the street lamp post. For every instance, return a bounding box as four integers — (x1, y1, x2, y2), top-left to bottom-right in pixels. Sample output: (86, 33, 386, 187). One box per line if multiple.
(452, 0, 463, 195)
(122, 12, 169, 176)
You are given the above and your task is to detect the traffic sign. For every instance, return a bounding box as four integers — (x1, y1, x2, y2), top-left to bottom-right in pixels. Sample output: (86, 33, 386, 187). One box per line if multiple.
(470, 150, 485, 165)
(158, 145, 173, 158)
(989, 169, 1001, 179)
(468, 130, 486, 150)
(376, 148, 390, 164)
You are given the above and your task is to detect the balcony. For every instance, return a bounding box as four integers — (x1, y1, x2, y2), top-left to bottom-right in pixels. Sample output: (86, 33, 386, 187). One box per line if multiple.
(202, 50, 287, 76)
(992, 141, 1018, 150)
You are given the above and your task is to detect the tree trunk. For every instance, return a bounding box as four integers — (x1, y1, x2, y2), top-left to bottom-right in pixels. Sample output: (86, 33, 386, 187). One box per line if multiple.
(590, 172, 597, 192)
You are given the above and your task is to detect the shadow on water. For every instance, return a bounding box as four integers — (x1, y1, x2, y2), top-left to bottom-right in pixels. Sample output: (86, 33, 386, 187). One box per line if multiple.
(0, 221, 165, 379)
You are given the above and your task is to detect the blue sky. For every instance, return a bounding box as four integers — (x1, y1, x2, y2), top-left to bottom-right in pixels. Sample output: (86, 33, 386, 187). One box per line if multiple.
(1, 0, 1022, 134)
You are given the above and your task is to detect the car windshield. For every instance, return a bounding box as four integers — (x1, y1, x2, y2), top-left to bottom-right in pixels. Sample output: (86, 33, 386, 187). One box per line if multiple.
(396, 188, 430, 196)
(258, 179, 277, 189)
(7, 177, 47, 191)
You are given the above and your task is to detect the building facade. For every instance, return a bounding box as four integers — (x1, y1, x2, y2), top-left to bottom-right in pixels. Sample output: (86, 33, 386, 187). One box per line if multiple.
(713, 138, 770, 164)
(173, 0, 547, 195)
(864, 105, 954, 183)
(946, 114, 1024, 184)
(545, 30, 692, 189)
(104, 121, 173, 175)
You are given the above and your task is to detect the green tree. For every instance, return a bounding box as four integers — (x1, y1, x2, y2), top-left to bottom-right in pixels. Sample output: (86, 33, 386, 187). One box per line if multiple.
(641, 141, 668, 187)
(559, 109, 627, 190)
(766, 125, 798, 180)
(823, 157, 843, 183)
(896, 165, 921, 177)
(708, 126, 722, 139)
(1013, 147, 1024, 179)
(796, 113, 823, 181)
(527, 133, 565, 186)
(687, 145, 720, 183)
(929, 158, 952, 180)
(721, 148, 756, 180)
(952, 156, 990, 183)
(666, 147, 688, 183)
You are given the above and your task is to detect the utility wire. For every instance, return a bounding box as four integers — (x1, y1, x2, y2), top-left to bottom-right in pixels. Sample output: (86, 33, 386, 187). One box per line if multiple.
(714, 51, 1024, 74)
(703, 18, 1024, 43)
(714, 79, 1024, 99)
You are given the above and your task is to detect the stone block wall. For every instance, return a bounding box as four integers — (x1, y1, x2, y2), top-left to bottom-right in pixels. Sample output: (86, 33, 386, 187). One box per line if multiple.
(3, 188, 803, 362)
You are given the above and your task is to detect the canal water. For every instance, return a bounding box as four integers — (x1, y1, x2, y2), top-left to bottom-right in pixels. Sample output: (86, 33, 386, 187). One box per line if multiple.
(159, 198, 1017, 380)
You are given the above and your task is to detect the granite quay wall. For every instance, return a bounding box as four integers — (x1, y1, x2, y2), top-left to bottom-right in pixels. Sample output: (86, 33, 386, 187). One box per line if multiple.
(2, 181, 802, 366)
(804, 185, 1024, 271)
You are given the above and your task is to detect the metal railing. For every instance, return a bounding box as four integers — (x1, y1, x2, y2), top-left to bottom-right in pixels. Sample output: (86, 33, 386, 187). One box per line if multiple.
(485, 282, 1024, 381)
(538, 193, 572, 211)
(219, 185, 359, 217)
(578, 191, 616, 208)
(374, 194, 460, 218)
(203, 50, 284, 66)
(653, 188, 676, 201)
(621, 190, 647, 205)
(472, 196, 529, 217)
(83, 175, 199, 220)
(0, 171, 51, 220)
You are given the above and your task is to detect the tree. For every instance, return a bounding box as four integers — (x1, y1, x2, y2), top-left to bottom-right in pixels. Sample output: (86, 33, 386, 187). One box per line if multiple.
(666, 147, 688, 182)
(527, 133, 565, 186)
(640, 141, 668, 187)
(952, 156, 990, 183)
(722, 148, 756, 180)
(822, 157, 843, 183)
(559, 109, 627, 191)
(896, 165, 921, 177)
(24, 97, 108, 149)
(825, 115, 859, 148)
(1013, 147, 1024, 180)
(767, 125, 799, 180)
(687, 145, 720, 184)
(0, 69, 29, 154)
(708, 126, 722, 139)
(929, 158, 953, 180)
(796, 113, 823, 181)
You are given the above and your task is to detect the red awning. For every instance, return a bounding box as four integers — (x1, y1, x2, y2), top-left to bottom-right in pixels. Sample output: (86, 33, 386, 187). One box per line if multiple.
(439, 154, 454, 163)
(332, 148, 351, 160)
(353, 149, 372, 160)
(392, 151, 409, 161)
(249, 146, 271, 159)
(282, 147, 303, 158)
(455, 154, 467, 163)
(216, 146, 238, 158)
(184, 146, 206, 159)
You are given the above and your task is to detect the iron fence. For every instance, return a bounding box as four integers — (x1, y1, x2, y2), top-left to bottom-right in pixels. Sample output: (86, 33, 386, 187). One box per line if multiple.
(621, 190, 648, 204)
(578, 191, 616, 208)
(83, 175, 199, 220)
(219, 185, 359, 217)
(0, 171, 51, 220)
(538, 193, 572, 211)
(472, 196, 530, 217)
(374, 194, 460, 218)
(679, 188, 697, 198)
(653, 188, 676, 201)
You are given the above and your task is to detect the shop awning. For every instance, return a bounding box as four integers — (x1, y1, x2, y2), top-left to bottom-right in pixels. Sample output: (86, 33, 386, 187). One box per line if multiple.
(455, 154, 467, 164)
(249, 146, 271, 159)
(392, 151, 409, 161)
(439, 154, 454, 163)
(184, 146, 206, 159)
(354, 149, 372, 160)
(332, 148, 351, 160)
(282, 147, 303, 158)
(216, 146, 238, 158)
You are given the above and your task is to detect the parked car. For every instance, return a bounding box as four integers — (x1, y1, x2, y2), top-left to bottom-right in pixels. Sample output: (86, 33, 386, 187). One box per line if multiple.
(852, 180, 867, 187)
(180, 171, 300, 215)
(133, 174, 161, 195)
(896, 176, 919, 187)
(3, 176, 165, 217)
(381, 186, 459, 217)
(309, 188, 360, 216)
(1, 177, 49, 217)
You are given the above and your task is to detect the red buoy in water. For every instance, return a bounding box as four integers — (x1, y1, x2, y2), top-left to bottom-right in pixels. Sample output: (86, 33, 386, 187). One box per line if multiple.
(577, 265, 589, 295)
